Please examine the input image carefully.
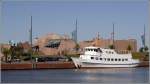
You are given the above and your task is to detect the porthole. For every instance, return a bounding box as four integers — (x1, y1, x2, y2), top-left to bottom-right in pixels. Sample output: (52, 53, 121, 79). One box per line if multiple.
(91, 57, 94, 59)
(100, 58, 102, 60)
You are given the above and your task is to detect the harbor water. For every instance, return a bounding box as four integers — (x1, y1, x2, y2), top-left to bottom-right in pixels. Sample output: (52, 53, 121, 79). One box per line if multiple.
(1, 67, 149, 83)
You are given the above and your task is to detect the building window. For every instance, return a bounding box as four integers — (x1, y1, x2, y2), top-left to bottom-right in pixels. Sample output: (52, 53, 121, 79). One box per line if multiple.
(122, 59, 124, 61)
(91, 57, 94, 59)
(115, 59, 117, 61)
(118, 59, 121, 61)
(100, 58, 102, 60)
(107, 58, 110, 61)
(104, 58, 106, 61)
(111, 58, 114, 61)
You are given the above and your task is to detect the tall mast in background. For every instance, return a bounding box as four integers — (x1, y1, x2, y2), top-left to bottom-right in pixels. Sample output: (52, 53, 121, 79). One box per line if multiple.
(112, 23, 115, 48)
(143, 24, 146, 48)
(75, 18, 78, 44)
(30, 16, 33, 47)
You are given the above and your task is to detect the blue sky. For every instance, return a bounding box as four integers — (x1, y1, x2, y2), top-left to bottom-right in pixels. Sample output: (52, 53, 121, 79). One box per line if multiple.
(1, 0, 148, 49)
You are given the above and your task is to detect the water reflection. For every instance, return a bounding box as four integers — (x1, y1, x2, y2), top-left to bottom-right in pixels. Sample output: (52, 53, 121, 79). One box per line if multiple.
(1, 68, 149, 83)
(75, 68, 149, 83)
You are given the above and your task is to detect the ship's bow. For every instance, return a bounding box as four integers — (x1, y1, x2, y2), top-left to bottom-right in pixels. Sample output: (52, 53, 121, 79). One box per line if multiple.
(71, 57, 81, 68)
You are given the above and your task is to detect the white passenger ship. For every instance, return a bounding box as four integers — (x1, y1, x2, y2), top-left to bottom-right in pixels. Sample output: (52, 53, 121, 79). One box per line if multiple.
(71, 46, 140, 68)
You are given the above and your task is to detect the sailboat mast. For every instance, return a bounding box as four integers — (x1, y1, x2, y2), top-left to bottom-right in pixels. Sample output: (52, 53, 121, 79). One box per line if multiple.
(144, 24, 146, 47)
(113, 23, 115, 47)
(30, 16, 32, 47)
(75, 18, 78, 43)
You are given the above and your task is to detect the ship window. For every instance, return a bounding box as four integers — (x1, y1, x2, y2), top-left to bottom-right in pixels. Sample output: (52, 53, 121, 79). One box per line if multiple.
(98, 48, 102, 53)
(94, 49, 98, 52)
(115, 59, 117, 61)
(96, 57, 98, 60)
(118, 59, 121, 61)
(104, 58, 106, 61)
(100, 58, 102, 60)
(107, 58, 110, 61)
(122, 59, 124, 61)
(111, 58, 114, 61)
(125, 59, 128, 61)
(91, 57, 94, 59)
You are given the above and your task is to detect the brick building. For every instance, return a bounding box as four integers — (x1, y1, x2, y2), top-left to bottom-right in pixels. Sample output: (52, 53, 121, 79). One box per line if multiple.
(79, 38, 137, 52)
(34, 33, 76, 55)
(34, 33, 137, 55)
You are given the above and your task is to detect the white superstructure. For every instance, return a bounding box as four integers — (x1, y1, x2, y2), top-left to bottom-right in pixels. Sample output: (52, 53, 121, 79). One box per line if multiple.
(71, 46, 140, 68)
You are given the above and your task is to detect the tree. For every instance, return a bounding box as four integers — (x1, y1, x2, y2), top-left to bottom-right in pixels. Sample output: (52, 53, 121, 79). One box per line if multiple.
(75, 43, 80, 51)
(10, 45, 15, 62)
(139, 46, 149, 53)
(1, 48, 10, 63)
(144, 46, 148, 52)
(127, 45, 132, 51)
(139, 47, 144, 52)
(108, 45, 115, 49)
(16, 43, 24, 60)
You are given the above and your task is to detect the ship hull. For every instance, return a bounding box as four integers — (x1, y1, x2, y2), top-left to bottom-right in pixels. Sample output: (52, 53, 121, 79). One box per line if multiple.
(71, 57, 139, 68)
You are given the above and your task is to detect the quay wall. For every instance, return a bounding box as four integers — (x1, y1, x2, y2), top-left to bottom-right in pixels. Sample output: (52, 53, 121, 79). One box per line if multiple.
(138, 61, 149, 67)
(1, 61, 149, 70)
(1, 62, 75, 70)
